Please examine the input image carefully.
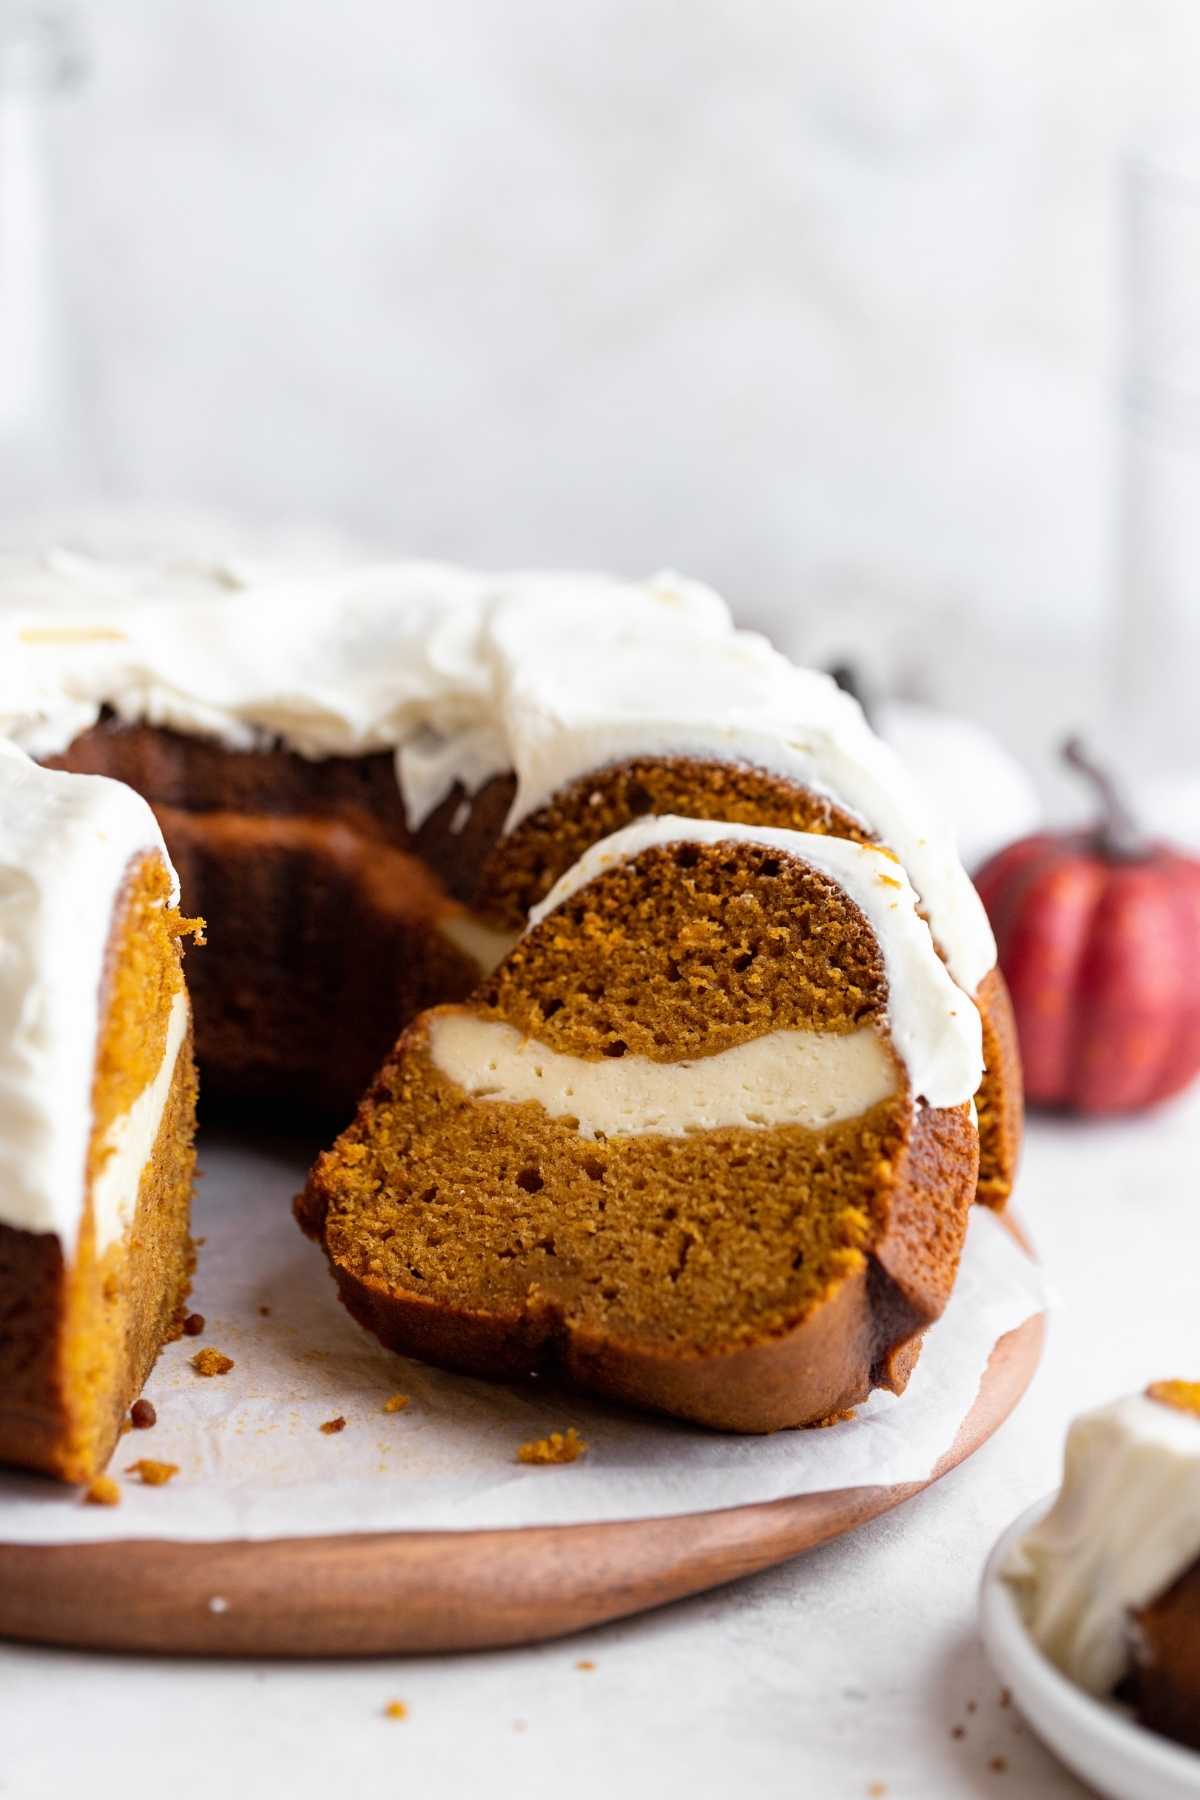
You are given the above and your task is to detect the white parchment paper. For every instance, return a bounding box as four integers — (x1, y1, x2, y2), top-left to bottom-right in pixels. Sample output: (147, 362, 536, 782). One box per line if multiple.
(0, 1130, 1048, 1543)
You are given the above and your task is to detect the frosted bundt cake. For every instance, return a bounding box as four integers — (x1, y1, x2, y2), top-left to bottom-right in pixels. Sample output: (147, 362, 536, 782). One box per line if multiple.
(1006, 1380, 1200, 1751)
(0, 553, 1022, 1208)
(0, 742, 203, 1482)
(297, 817, 983, 1432)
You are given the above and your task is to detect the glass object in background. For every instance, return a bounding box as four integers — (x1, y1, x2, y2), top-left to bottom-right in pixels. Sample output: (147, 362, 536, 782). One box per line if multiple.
(0, 3, 88, 517)
(1115, 138, 1200, 786)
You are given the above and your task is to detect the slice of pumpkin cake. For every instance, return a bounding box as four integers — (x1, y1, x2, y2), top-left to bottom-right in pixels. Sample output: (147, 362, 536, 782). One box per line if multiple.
(0, 743, 203, 1482)
(298, 817, 982, 1432)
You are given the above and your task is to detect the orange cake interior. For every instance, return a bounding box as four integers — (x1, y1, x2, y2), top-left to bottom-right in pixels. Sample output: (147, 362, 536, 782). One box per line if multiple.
(299, 830, 980, 1432)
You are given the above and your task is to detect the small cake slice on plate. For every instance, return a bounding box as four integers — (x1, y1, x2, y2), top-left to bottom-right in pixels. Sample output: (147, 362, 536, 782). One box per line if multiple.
(297, 815, 983, 1432)
(1006, 1379, 1200, 1752)
(0, 743, 203, 1482)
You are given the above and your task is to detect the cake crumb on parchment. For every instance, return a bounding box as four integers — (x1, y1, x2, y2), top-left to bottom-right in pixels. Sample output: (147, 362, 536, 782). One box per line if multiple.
(383, 1701, 408, 1721)
(382, 1393, 410, 1414)
(125, 1458, 179, 1486)
(130, 1399, 157, 1429)
(84, 1475, 120, 1506)
(517, 1427, 587, 1465)
(191, 1347, 234, 1376)
(576, 1659, 595, 1671)
(320, 1416, 347, 1435)
(182, 1311, 206, 1337)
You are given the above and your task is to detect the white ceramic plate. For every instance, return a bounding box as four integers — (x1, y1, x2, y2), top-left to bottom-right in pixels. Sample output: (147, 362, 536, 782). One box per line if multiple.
(981, 1499, 1200, 1800)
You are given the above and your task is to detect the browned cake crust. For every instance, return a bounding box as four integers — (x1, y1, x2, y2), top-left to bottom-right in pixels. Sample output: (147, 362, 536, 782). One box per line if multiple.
(47, 724, 1019, 1201)
(298, 841, 979, 1432)
(0, 854, 200, 1482)
(48, 722, 483, 1118)
(1130, 1552, 1200, 1751)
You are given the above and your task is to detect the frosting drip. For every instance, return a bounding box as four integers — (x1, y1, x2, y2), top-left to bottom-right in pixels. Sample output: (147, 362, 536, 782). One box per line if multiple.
(0, 551, 995, 994)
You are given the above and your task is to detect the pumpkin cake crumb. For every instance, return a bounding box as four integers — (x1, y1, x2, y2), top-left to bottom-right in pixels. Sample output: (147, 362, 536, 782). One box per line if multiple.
(191, 1347, 233, 1376)
(517, 1427, 587, 1465)
(384, 1701, 408, 1721)
(320, 1415, 347, 1435)
(576, 1659, 595, 1672)
(84, 1475, 120, 1506)
(125, 1458, 179, 1486)
(382, 1394, 410, 1414)
(1147, 1379, 1200, 1418)
(182, 1311, 206, 1337)
(130, 1399, 157, 1429)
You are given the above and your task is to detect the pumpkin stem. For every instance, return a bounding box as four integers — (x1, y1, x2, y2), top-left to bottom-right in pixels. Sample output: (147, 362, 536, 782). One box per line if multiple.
(1062, 737, 1150, 860)
(828, 662, 876, 731)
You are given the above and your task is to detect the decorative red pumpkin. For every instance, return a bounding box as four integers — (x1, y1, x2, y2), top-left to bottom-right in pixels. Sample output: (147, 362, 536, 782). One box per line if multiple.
(975, 740, 1200, 1115)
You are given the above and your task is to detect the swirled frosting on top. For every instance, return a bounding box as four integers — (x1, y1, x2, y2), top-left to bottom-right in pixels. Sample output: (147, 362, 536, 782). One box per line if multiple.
(0, 550, 995, 993)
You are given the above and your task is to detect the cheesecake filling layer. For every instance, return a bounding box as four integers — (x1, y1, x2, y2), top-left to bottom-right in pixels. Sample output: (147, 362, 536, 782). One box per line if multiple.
(91, 989, 189, 1253)
(427, 1011, 900, 1139)
(436, 912, 522, 974)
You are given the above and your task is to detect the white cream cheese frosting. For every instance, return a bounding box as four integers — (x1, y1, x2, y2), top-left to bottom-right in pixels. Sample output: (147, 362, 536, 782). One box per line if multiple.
(428, 1014, 899, 1138)
(527, 815, 983, 1112)
(1005, 1388, 1200, 1697)
(0, 740, 182, 1249)
(0, 550, 995, 995)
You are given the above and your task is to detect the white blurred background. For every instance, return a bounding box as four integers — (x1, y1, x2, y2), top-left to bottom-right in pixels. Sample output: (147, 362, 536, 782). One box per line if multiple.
(4, 0, 1200, 794)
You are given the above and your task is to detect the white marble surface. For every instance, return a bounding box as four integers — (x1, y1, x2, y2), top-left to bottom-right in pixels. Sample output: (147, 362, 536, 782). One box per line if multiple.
(4, 1088, 1200, 1798)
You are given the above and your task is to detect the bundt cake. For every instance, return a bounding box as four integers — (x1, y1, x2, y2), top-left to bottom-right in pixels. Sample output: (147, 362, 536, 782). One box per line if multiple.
(0, 741, 203, 1481)
(296, 817, 982, 1432)
(1006, 1380, 1200, 1751)
(0, 549, 1022, 1450)
(0, 553, 1021, 1207)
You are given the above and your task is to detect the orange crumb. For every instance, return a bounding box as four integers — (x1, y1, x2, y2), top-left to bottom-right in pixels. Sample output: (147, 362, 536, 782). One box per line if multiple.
(258, 1305, 271, 1317)
(989, 1757, 1008, 1774)
(191, 1348, 234, 1377)
(125, 1459, 179, 1487)
(384, 1701, 408, 1721)
(517, 1427, 587, 1466)
(382, 1394, 410, 1414)
(576, 1659, 595, 1671)
(320, 1416, 347, 1435)
(999, 1687, 1011, 1709)
(84, 1475, 120, 1507)
(966, 1700, 977, 1715)
(1146, 1379, 1200, 1418)
(867, 1785, 887, 1797)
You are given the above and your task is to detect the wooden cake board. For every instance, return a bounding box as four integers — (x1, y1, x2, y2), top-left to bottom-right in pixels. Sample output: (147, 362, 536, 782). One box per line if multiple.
(0, 1308, 1044, 1658)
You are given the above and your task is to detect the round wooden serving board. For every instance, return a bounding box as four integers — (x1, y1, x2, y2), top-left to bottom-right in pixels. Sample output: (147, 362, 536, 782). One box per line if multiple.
(0, 1310, 1043, 1658)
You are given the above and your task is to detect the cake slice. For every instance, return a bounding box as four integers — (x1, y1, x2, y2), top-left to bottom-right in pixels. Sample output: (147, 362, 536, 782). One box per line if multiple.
(1006, 1379, 1200, 1751)
(0, 745, 203, 1482)
(298, 817, 982, 1432)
